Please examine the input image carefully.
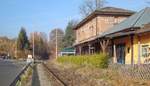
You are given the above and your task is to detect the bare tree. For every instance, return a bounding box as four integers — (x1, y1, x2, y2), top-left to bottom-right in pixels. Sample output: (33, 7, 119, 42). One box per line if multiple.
(49, 28, 64, 59)
(49, 28, 64, 48)
(0, 37, 16, 59)
(30, 32, 49, 60)
(79, 0, 106, 17)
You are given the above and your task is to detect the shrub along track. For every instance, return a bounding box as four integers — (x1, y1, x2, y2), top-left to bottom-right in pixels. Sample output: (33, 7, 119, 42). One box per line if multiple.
(42, 63, 99, 86)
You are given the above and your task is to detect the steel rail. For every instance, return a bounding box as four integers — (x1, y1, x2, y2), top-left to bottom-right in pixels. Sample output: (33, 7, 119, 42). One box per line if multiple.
(42, 63, 67, 86)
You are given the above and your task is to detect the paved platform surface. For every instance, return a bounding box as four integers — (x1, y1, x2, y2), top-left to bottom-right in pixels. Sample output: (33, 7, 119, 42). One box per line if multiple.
(37, 64, 51, 86)
(32, 64, 40, 86)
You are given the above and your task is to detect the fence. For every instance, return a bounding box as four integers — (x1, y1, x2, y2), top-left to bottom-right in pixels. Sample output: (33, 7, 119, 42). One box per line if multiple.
(9, 63, 31, 86)
(108, 63, 150, 80)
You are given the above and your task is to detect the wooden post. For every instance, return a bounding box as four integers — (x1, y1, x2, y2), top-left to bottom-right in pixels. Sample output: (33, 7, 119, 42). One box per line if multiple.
(112, 40, 117, 63)
(79, 46, 82, 55)
(138, 36, 141, 64)
(88, 44, 91, 55)
(113, 43, 117, 63)
(33, 33, 35, 59)
(131, 34, 134, 65)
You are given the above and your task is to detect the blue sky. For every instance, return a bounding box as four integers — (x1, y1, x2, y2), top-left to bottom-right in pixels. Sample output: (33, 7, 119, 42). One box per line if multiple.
(0, 0, 149, 38)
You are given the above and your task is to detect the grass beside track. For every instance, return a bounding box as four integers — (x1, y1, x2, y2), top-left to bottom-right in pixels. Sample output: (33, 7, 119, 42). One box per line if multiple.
(16, 65, 33, 86)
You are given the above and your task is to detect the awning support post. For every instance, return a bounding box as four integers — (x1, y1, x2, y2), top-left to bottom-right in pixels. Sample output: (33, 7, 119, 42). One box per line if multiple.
(138, 36, 141, 64)
(88, 44, 91, 55)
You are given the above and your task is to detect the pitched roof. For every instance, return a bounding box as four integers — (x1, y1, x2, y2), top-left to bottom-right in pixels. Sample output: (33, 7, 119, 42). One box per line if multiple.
(101, 7, 150, 37)
(74, 7, 135, 30)
(96, 7, 135, 13)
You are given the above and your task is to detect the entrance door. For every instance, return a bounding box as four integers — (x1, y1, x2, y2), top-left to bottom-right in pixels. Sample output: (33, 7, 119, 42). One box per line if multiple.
(116, 44, 125, 64)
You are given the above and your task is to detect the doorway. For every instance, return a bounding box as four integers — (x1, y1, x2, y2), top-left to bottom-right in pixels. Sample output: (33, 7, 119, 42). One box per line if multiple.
(116, 44, 125, 64)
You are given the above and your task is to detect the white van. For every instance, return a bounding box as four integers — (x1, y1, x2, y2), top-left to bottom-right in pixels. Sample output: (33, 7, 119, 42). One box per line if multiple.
(26, 55, 34, 63)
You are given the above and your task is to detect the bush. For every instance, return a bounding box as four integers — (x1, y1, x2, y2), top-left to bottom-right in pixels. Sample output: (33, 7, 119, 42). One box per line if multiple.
(57, 53, 109, 68)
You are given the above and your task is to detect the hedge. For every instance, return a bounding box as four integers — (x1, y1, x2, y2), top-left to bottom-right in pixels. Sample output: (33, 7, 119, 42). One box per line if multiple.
(57, 53, 109, 68)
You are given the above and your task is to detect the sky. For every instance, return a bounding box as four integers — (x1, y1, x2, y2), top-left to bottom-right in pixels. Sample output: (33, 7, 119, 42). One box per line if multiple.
(0, 0, 149, 38)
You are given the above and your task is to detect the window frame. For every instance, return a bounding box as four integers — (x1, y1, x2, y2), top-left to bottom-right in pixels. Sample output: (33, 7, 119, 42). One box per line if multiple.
(142, 45, 150, 58)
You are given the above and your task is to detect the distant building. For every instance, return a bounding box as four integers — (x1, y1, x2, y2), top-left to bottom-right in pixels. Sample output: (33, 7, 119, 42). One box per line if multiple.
(60, 47, 75, 56)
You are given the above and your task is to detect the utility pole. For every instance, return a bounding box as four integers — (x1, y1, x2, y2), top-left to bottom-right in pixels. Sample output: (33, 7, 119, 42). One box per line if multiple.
(56, 29, 58, 59)
(33, 33, 35, 59)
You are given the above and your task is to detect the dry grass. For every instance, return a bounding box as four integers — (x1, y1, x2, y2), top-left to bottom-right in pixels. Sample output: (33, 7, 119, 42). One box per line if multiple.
(46, 61, 150, 86)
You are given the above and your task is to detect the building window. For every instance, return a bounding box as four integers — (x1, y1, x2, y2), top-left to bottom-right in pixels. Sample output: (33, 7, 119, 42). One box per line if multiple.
(142, 45, 150, 58)
(89, 26, 94, 31)
(78, 31, 80, 36)
(104, 17, 114, 24)
(89, 26, 94, 35)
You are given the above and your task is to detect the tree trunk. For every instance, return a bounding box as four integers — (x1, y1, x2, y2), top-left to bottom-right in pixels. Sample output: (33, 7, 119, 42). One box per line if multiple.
(100, 39, 110, 53)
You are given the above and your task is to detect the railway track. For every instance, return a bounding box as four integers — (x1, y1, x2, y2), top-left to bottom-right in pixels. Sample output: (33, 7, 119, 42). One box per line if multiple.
(42, 63, 67, 86)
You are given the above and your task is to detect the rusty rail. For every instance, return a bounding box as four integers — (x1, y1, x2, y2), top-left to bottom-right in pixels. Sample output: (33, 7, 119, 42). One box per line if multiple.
(42, 63, 67, 86)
